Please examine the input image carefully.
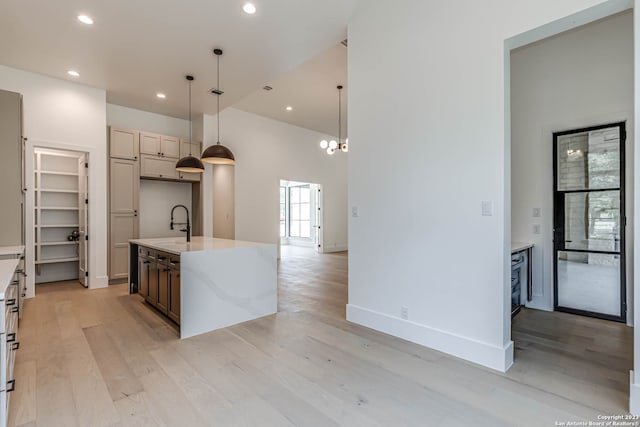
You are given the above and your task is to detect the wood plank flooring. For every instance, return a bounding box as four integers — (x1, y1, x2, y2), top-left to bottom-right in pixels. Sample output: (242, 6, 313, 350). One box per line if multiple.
(8, 246, 633, 426)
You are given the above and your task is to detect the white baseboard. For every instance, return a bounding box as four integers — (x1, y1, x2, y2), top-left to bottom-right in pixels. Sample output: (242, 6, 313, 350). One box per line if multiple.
(322, 244, 348, 253)
(91, 275, 109, 289)
(630, 371, 640, 414)
(347, 304, 514, 372)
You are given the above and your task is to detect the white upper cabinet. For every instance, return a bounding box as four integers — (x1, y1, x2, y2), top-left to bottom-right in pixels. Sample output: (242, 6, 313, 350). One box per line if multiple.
(110, 127, 139, 160)
(140, 132, 162, 156)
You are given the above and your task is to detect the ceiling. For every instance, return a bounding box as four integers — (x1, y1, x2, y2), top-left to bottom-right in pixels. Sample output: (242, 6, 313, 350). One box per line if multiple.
(234, 43, 347, 137)
(0, 0, 357, 131)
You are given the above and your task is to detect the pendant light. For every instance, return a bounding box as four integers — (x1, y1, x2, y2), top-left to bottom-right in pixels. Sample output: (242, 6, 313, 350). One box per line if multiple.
(176, 75, 205, 173)
(201, 48, 236, 165)
(320, 85, 348, 155)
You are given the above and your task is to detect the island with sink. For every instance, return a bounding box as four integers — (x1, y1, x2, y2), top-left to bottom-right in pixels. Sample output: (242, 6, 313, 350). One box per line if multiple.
(128, 236, 277, 339)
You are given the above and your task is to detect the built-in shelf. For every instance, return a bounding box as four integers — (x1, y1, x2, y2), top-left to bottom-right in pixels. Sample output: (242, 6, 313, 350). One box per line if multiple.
(37, 189, 79, 194)
(34, 149, 83, 283)
(35, 170, 78, 177)
(37, 241, 79, 246)
(35, 257, 79, 265)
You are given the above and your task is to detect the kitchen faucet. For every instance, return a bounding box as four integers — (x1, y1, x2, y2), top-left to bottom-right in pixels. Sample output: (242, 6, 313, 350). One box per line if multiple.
(170, 204, 191, 242)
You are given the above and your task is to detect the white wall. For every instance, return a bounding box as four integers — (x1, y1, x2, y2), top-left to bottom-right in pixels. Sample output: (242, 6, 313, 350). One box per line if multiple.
(511, 12, 633, 317)
(139, 180, 192, 238)
(107, 104, 189, 138)
(347, 0, 631, 374)
(202, 108, 348, 251)
(0, 65, 108, 293)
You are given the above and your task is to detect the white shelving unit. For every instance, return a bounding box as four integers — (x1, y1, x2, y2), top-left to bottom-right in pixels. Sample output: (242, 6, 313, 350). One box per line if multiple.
(34, 149, 82, 283)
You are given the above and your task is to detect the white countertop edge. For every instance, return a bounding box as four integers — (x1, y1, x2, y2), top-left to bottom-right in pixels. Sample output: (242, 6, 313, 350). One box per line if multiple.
(512, 242, 533, 253)
(0, 245, 24, 257)
(0, 259, 19, 299)
(129, 236, 273, 255)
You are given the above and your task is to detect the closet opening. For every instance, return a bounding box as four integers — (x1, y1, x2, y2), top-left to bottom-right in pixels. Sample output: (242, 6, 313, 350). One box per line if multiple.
(31, 147, 89, 288)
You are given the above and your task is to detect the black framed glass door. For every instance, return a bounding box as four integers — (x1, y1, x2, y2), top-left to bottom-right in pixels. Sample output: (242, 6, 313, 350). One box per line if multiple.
(553, 122, 626, 322)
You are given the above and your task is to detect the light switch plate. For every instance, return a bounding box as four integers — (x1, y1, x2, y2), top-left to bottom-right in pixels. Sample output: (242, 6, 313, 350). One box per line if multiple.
(533, 208, 541, 218)
(533, 224, 541, 234)
(481, 201, 493, 216)
(351, 206, 359, 218)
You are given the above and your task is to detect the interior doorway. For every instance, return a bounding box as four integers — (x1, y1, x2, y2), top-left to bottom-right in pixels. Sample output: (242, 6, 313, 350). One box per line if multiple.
(279, 180, 323, 252)
(29, 147, 89, 288)
(553, 122, 626, 322)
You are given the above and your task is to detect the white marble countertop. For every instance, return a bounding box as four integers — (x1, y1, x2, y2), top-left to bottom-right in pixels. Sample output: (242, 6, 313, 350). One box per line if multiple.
(130, 236, 272, 255)
(512, 242, 533, 253)
(0, 245, 24, 257)
(0, 259, 19, 299)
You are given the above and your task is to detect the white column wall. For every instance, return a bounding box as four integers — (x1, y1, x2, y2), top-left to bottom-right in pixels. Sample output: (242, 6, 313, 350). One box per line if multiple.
(347, 0, 632, 373)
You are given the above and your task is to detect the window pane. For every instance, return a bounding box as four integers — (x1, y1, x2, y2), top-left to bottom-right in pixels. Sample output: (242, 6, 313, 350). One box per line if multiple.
(564, 191, 620, 252)
(300, 203, 310, 220)
(291, 205, 300, 220)
(280, 204, 286, 221)
(280, 222, 285, 237)
(301, 187, 310, 203)
(290, 187, 300, 203)
(300, 221, 311, 238)
(557, 127, 620, 191)
(557, 251, 620, 316)
(290, 220, 300, 237)
(280, 187, 286, 203)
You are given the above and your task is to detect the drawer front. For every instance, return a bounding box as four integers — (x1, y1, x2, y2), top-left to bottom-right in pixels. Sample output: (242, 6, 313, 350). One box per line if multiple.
(139, 247, 156, 260)
(156, 251, 170, 266)
(168, 254, 180, 269)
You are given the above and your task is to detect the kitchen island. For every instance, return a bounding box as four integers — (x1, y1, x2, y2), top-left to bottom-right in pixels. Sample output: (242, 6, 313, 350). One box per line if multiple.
(128, 237, 277, 339)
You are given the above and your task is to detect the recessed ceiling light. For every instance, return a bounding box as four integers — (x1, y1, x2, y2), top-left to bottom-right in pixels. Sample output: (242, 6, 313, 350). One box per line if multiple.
(243, 3, 257, 14)
(156, 93, 166, 99)
(286, 106, 293, 111)
(77, 15, 94, 25)
(67, 70, 80, 77)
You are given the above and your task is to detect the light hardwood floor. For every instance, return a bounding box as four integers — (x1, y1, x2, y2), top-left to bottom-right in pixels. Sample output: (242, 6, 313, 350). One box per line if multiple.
(8, 247, 633, 426)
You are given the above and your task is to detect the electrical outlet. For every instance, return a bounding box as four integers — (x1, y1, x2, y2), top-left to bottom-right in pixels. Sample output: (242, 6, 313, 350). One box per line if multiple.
(532, 208, 541, 218)
(351, 206, 359, 218)
(533, 224, 541, 235)
(401, 306, 409, 320)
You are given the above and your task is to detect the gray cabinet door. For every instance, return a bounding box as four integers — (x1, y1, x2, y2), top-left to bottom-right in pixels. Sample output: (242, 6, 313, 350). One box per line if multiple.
(110, 158, 139, 214)
(0, 90, 22, 246)
(109, 128, 139, 160)
(138, 256, 149, 298)
(140, 132, 161, 156)
(110, 214, 138, 280)
(157, 266, 169, 314)
(140, 155, 178, 180)
(168, 268, 180, 324)
(161, 136, 180, 159)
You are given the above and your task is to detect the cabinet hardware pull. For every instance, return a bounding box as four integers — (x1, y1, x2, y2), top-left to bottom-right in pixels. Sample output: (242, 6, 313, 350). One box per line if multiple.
(6, 379, 15, 393)
(6, 299, 16, 306)
(143, 261, 150, 264)
(157, 257, 167, 261)
(10, 281, 18, 286)
(7, 333, 16, 343)
(11, 307, 18, 313)
(157, 152, 161, 155)
(11, 342, 19, 350)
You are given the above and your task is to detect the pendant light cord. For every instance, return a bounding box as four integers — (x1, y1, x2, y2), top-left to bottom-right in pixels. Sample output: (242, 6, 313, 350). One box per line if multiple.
(217, 53, 221, 145)
(338, 87, 341, 147)
(188, 77, 193, 156)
